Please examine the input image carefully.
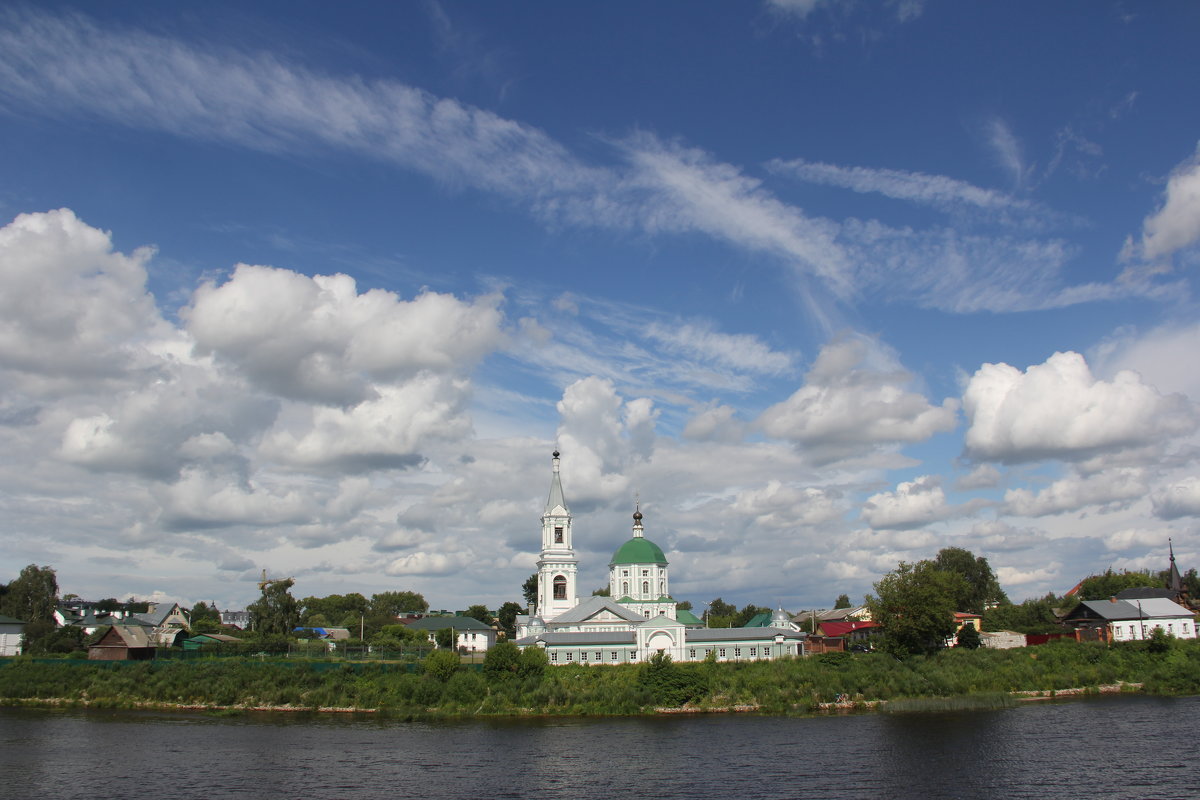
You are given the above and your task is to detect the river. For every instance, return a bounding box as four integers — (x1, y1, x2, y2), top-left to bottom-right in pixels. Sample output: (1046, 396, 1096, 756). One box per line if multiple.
(2, 695, 1196, 799)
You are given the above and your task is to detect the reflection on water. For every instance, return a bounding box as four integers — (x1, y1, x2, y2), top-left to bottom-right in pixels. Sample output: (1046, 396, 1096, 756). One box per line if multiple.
(1, 695, 1197, 799)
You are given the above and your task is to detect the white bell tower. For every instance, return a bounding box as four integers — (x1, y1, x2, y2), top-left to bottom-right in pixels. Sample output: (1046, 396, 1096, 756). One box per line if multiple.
(536, 450, 578, 621)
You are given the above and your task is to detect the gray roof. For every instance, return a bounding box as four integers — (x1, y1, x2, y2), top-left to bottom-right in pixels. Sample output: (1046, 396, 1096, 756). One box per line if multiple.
(135, 602, 184, 627)
(516, 631, 636, 646)
(550, 595, 645, 625)
(0, 614, 26, 625)
(1115, 587, 1175, 601)
(406, 616, 494, 632)
(1075, 598, 1192, 621)
(685, 626, 807, 643)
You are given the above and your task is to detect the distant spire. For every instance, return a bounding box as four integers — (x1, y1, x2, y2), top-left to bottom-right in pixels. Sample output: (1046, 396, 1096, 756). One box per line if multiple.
(1168, 537, 1183, 594)
(632, 503, 644, 538)
(545, 450, 568, 513)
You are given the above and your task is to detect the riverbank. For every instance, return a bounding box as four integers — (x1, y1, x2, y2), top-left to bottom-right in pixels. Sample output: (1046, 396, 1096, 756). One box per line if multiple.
(2, 638, 1197, 718)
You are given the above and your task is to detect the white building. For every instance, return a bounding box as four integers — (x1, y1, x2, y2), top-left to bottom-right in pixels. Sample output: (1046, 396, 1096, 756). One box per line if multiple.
(0, 614, 25, 656)
(515, 451, 806, 664)
(1068, 597, 1197, 642)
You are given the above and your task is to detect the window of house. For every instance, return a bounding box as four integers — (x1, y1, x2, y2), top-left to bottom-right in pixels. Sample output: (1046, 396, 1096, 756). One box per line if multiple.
(595, 652, 602, 661)
(1168, 624, 1174, 633)
(565, 651, 572, 661)
(1184, 623, 1190, 634)
(551, 652, 558, 662)
(689, 649, 696, 659)
(734, 647, 742, 658)
(749, 647, 756, 657)
(553, 575, 567, 600)
(718, 648, 726, 658)
(580, 651, 587, 661)
(611, 651, 618, 661)
(554, 526, 563, 543)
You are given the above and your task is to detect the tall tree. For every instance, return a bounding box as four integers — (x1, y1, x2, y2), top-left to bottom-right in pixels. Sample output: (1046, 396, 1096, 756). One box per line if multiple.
(1077, 569, 1158, 601)
(1, 564, 58, 623)
(933, 547, 1008, 613)
(868, 560, 968, 656)
(496, 601, 523, 638)
(522, 573, 538, 608)
(463, 604, 493, 624)
(833, 594, 852, 609)
(369, 590, 428, 616)
(248, 578, 300, 636)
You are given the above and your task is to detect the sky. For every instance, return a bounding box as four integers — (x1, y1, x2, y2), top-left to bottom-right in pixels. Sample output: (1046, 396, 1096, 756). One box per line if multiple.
(1, 1, 1199, 615)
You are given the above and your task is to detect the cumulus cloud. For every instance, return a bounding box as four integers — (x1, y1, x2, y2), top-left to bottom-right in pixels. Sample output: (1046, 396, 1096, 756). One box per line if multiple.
(1003, 468, 1147, 517)
(963, 351, 1197, 464)
(554, 377, 657, 505)
(956, 463, 1002, 490)
(0, 209, 169, 389)
(682, 404, 746, 443)
(1151, 476, 1200, 520)
(758, 334, 958, 464)
(860, 475, 953, 530)
(186, 265, 503, 406)
(1093, 320, 1200, 402)
(730, 481, 846, 529)
(1105, 527, 1170, 552)
(1140, 148, 1200, 260)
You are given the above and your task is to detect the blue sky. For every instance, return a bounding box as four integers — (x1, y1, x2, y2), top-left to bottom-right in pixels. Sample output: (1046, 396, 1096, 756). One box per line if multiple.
(1, 1, 1198, 614)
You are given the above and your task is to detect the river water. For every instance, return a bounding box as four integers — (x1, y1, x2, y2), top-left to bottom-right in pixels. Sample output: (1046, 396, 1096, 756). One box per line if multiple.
(2, 695, 1197, 799)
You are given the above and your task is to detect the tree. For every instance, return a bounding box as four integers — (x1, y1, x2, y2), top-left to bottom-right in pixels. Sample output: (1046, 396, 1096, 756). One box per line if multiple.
(247, 578, 299, 636)
(956, 622, 982, 649)
(522, 573, 538, 608)
(483, 640, 522, 677)
(592, 585, 611, 596)
(423, 649, 461, 681)
(933, 547, 1008, 613)
(189, 601, 221, 630)
(834, 594, 852, 609)
(1077, 569, 1158, 601)
(369, 590, 428, 616)
(676, 600, 693, 612)
(435, 626, 456, 650)
(705, 597, 737, 626)
(734, 604, 771, 627)
(464, 605, 493, 625)
(867, 560, 968, 656)
(1, 564, 59, 624)
(496, 601, 523, 638)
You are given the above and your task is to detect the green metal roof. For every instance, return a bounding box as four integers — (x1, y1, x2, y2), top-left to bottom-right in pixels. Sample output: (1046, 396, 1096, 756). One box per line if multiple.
(676, 609, 704, 625)
(610, 536, 667, 566)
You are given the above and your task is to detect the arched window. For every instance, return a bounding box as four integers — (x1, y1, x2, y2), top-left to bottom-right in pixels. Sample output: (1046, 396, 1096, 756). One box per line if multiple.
(642, 580, 649, 595)
(659, 580, 664, 595)
(553, 575, 567, 600)
(622, 581, 629, 596)
(554, 526, 563, 544)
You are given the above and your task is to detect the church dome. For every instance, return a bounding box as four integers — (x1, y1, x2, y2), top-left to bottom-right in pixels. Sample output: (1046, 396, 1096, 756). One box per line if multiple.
(610, 537, 667, 566)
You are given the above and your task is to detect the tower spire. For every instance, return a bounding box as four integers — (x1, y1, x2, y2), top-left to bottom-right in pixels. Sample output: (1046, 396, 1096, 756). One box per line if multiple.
(546, 449, 568, 513)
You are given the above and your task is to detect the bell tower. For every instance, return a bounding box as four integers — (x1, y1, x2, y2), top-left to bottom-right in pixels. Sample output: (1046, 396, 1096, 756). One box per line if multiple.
(536, 450, 578, 621)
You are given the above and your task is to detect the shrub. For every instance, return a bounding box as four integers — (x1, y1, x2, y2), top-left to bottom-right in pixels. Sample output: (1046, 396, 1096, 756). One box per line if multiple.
(423, 649, 462, 682)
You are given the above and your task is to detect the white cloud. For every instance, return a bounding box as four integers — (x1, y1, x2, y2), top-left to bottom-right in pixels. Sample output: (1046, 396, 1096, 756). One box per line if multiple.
(963, 351, 1197, 464)
(860, 475, 952, 530)
(985, 117, 1029, 189)
(956, 463, 1002, 490)
(0, 209, 169, 390)
(996, 563, 1061, 588)
(1151, 476, 1200, 520)
(730, 480, 846, 528)
(768, 158, 1037, 218)
(1104, 527, 1170, 552)
(758, 334, 958, 464)
(642, 321, 793, 376)
(1093, 321, 1200, 402)
(1140, 148, 1200, 260)
(186, 265, 503, 406)
(682, 404, 746, 443)
(1003, 468, 1147, 517)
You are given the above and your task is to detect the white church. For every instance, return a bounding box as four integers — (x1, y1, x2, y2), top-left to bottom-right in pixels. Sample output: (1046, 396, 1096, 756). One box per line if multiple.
(515, 451, 807, 665)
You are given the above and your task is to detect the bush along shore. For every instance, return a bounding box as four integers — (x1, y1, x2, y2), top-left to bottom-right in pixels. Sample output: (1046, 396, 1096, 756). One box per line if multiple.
(2, 638, 1198, 718)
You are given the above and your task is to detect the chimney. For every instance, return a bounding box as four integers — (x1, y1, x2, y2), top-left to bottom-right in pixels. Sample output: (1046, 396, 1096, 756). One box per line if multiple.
(1109, 596, 1117, 603)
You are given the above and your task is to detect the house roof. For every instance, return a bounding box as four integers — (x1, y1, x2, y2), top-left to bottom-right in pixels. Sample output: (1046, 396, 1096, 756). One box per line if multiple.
(549, 595, 645, 625)
(1071, 598, 1193, 621)
(406, 616, 494, 632)
(1115, 587, 1175, 601)
(745, 612, 772, 627)
(516, 631, 636, 646)
(95, 625, 154, 649)
(676, 609, 704, 626)
(0, 614, 26, 625)
(685, 627, 806, 643)
(136, 602, 184, 627)
(819, 621, 879, 637)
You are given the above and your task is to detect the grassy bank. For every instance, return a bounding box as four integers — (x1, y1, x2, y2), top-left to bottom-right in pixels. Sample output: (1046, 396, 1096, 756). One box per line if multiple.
(3, 638, 1198, 718)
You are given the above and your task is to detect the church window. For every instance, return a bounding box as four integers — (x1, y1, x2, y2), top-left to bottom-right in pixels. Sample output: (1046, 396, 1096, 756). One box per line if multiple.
(565, 652, 572, 661)
(554, 526, 563, 543)
(622, 570, 628, 577)
(611, 651, 618, 662)
(718, 648, 726, 658)
(642, 581, 649, 595)
(595, 652, 602, 661)
(689, 649, 696, 659)
(580, 651, 587, 662)
(659, 580, 664, 595)
(734, 647, 742, 658)
(551, 652, 558, 663)
(749, 647, 756, 657)
(642, 569, 648, 576)
(622, 581, 628, 595)
(553, 575, 567, 599)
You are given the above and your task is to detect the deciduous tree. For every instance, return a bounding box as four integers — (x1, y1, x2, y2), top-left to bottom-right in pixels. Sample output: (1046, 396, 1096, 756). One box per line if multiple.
(834, 594, 852, 609)
(868, 560, 967, 656)
(248, 578, 299, 636)
(933, 547, 1008, 613)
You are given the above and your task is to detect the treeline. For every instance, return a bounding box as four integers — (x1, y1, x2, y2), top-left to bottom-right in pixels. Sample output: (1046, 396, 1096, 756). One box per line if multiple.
(3, 638, 1199, 716)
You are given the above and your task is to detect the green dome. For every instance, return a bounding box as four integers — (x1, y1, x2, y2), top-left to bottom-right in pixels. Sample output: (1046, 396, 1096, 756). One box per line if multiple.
(610, 537, 668, 566)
